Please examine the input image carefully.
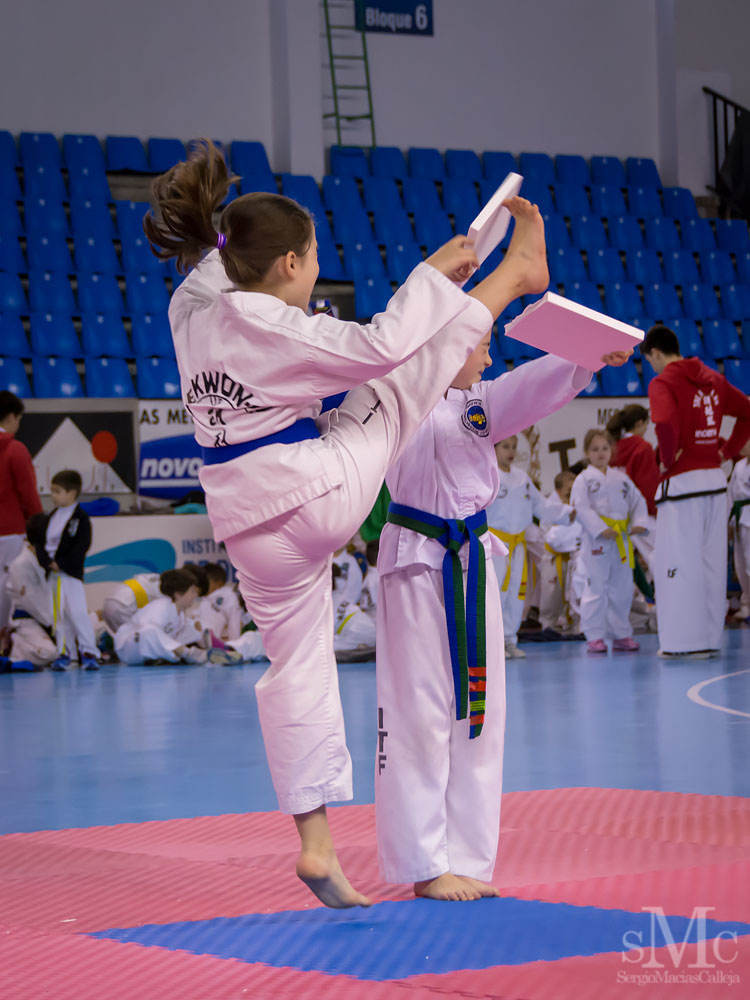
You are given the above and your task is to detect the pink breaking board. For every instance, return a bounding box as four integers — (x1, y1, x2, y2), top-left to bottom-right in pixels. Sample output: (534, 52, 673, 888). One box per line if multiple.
(503, 292, 644, 371)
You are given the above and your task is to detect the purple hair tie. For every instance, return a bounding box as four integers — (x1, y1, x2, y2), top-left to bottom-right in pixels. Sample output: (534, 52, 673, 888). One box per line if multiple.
(216, 233, 227, 250)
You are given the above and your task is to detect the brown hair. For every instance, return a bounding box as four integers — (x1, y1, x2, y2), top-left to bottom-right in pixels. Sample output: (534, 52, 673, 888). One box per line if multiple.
(159, 568, 197, 599)
(554, 470, 576, 490)
(51, 469, 82, 496)
(606, 404, 649, 441)
(143, 139, 314, 281)
(583, 428, 612, 452)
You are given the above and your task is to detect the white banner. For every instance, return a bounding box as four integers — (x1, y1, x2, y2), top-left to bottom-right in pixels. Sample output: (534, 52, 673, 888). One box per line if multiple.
(138, 401, 200, 499)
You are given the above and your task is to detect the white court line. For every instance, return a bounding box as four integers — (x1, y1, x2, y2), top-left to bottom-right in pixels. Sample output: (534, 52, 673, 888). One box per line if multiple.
(686, 668, 750, 719)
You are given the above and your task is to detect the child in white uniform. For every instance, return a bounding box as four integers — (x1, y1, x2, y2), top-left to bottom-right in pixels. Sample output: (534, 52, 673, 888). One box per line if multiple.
(569, 430, 649, 654)
(115, 569, 203, 664)
(728, 439, 750, 619)
(101, 573, 162, 633)
(199, 562, 243, 640)
(539, 471, 582, 634)
(3, 513, 56, 668)
(487, 437, 573, 658)
(146, 138, 550, 908)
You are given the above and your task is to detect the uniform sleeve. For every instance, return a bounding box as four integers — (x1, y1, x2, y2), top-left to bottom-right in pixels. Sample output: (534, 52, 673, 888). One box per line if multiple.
(485, 355, 592, 444)
(530, 482, 570, 525)
(648, 378, 680, 469)
(570, 474, 606, 539)
(719, 378, 750, 460)
(9, 442, 43, 520)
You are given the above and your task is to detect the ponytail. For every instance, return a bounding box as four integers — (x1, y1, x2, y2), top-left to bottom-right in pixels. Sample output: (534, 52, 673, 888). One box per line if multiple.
(144, 138, 315, 283)
(606, 404, 649, 441)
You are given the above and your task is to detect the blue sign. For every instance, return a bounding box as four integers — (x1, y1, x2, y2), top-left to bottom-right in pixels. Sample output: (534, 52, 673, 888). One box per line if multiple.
(355, 1, 433, 36)
(139, 434, 203, 500)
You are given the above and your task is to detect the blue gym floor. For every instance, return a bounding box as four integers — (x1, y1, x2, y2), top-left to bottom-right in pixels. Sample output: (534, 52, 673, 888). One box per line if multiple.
(1, 631, 748, 836)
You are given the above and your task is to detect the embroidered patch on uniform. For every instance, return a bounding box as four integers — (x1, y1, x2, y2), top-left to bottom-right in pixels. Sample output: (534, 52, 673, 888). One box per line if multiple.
(462, 399, 489, 437)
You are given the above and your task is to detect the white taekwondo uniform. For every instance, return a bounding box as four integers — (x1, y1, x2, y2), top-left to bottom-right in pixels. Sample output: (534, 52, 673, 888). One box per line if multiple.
(538, 516, 583, 632)
(376, 355, 591, 884)
(169, 250, 493, 814)
(486, 468, 571, 647)
(5, 544, 56, 665)
(200, 583, 243, 641)
(101, 573, 162, 633)
(359, 565, 380, 620)
(114, 596, 185, 664)
(729, 457, 750, 617)
(570, 466, 649, 642)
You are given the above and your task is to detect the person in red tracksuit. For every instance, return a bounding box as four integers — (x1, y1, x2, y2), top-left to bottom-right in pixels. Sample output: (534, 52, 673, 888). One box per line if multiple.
(0, 391, 42, 631)
(607, 404, 660, 516)
(641, 325, 750, 658)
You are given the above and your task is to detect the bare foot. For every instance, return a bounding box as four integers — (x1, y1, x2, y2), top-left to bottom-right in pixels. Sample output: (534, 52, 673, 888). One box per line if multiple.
(414, 872, 482, 901)
(501, 196, 549, 296)
(457, 875, 501, 898)
(296, 848, 372, 909)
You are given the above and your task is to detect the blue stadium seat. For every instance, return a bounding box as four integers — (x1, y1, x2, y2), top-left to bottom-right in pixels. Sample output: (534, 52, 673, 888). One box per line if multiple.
(721, 283, 750, 320)
(354, 275, 393, 319)
(322, 174, 362, 212)
(644, 217, 679, 251)
(662, 249, 699, 285)
(74, 235, 120, 274)
(547, 247, 587, 285)
(240, 174, 278, 195)
(661, 187, 698, 220)
(499, 329, 534, 362)
(136, 356, 181, 398)
(736, 252, 750, 284)
(63, 134, 105, 171)
(19, 132, 61, 168)
(700, 250, 736, 286)
(715, 219, 750, 253)
(373, 206, 414, 245)
(0, 233, 26, 273)
(30, 312, 81, 356)
(67, 164, 111, 204)
(702, 319, 745, 359)
(402, 177, 442, 215)
(563, 281, 603, 311)
(599, 359, 643, 396)
(126, 273, 169, 314)
(631, 315, 655, 332)
(408, 147, 444, 180)
(85, 356, 135, 397)
(553, 183, 590, 218)
(519, 153, 555, 186)
(680, 217, 716, 252)
(542, 213, 571, 249)
(28, 272, 77, 314)
(0, 357, 31, 396)
(230, 140, 272, 179)
(591, 156, 626, 187)
(332, 204, 373, 243)
(483, 151, 518, 183)
(281, 174, 326, 219)
(369, 146, 407, 179)
(148, 138, 186, 173)
(121, 234, 162, 274)
(70, 196, 115, 239)
(329, 145, 369, 178)
(0, 203, 23, 236)
(385, 240, 423, 283)
(115, 201, 151, 240)
(570, 215, 608, 250)
(0, 165, 22, 201)
(588, 248, 625, 284)
(604, 281, 644, 321)
(24, 197, 69, 236)
(0, 131, 18, 168)
(361, 175, 403, 214)
(77, 273, 125, 314)
(0, 272, 28, 312)
(590, 185, 626, 218)
(106, 136, 149, 172)
(24, 164, 67, 201)
(413, 208, 453, 252)
(342, 239, 385, 279)
(625, 248, 663, 284)
(724, 359, 750, 394)
(80, 312, 131, 357)
(441, 177, 480, 217)
(445, 149, 482, 180)
(625, 157, 662, 188)
(221, 182, 240, 204)
(668, 317, 703, 358)
(315, 227, 345, 281)
(682, 282, 721, 320)
(644, 282, 682, 319)
(627, 186, 662, 218)
(26, 233, 73, 273)
(606, 215, 644, 251)
(518, 180, 554, 216)
(555, 155, 590, 186)
(579, 373, 602, 396)
(130, 312, 174, 358)
(33, 356, 83, 397)
(0, 315, 30, 356)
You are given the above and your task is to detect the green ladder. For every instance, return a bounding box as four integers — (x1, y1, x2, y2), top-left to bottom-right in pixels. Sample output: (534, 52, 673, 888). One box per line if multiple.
(322, 0, 376, 148)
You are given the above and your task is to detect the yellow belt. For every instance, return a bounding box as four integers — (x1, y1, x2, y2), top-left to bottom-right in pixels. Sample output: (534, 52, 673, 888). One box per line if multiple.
(125, 578, 150, 608)
(52, 573, 66, 654)
(490, 528, 528, 599)
(544, 543, 570, 599)
(336, 610, 358, 635)
(600, 516, 634, 568)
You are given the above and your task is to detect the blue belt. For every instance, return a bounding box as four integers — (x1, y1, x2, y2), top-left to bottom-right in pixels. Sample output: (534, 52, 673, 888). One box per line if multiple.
(200, 418, 320, 466)
(386, 502, 488, 739)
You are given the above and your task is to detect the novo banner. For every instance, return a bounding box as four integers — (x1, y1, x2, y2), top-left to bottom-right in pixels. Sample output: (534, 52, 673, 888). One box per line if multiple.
(138, 400, 202, 500)
(355, 0, 433, 35)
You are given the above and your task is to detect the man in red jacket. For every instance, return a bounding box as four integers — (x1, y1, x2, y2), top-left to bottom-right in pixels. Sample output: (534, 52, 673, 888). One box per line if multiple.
(641, 325, 750, 658)
(0, 391, 43, 630)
